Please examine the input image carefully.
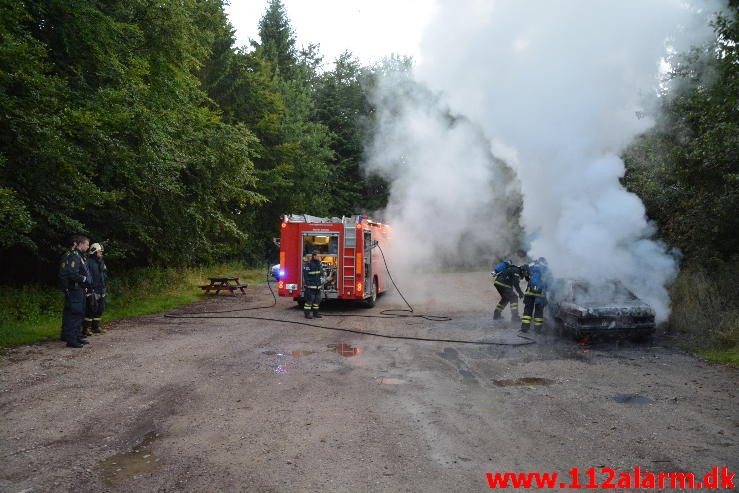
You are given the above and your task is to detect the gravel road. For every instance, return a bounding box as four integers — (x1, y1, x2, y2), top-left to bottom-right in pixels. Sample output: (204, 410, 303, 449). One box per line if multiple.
(1, 272, 736, 492)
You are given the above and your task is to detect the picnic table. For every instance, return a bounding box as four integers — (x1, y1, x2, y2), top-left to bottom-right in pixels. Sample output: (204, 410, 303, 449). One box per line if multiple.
(199, 276, 248, 295)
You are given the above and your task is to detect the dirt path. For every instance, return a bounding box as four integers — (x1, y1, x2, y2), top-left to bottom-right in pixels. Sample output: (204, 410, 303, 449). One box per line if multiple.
(1, 272, 736, 492)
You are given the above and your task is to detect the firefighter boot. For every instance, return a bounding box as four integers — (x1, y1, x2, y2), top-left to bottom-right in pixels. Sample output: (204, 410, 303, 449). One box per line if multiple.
(520, 315, 531, 333)
(304, 310, 313, 319)
(312, 310, 322, 319)
(493, 310, 502, 320)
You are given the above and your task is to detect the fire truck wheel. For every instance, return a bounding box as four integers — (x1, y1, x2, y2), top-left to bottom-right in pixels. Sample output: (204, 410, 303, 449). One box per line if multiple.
(363, 278, 378, 308)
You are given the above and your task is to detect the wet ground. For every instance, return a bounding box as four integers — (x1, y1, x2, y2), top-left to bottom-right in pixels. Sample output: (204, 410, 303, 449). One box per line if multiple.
(0, 271, 736, 492)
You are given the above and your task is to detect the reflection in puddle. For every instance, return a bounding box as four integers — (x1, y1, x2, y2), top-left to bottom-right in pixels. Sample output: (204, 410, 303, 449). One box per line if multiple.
(96, 431, 161, 485)
(493, 377, 553, 387)
(331, 343, 361, 357)
(613, 393, 655, 404)
(262, 350, 315, 357)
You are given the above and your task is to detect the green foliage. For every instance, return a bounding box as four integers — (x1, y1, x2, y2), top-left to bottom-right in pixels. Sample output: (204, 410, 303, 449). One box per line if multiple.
(623, 6, 738, 261)
(0, 0, 264, 276)
(0, 185, 33, 249)
(257, 0, 297, 79)
(0, 0, 392, 280)
(668, 259, 739, 363)
(313, 51, 388, 214)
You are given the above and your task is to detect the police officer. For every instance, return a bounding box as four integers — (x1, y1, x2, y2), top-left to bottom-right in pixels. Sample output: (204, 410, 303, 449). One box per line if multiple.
(520, 257, 552, 333)
(83, 242, 108, 334)
(302, 250, 324, 319)
(59, 235, 92, 348)
(492, 259, 524, 322)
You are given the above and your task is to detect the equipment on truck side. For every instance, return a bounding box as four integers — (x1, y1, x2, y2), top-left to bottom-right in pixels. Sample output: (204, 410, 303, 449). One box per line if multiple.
(275, 214, 391, 307)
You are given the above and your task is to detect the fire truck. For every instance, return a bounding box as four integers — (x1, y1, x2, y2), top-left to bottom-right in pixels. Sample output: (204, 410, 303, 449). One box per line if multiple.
(275, 214, 391, 306)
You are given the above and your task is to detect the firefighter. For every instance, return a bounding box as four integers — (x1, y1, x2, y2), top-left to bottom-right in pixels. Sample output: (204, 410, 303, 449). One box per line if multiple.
(302, 250, 324, 319)
(492, 259, 524, 322)
(83, 243, 108, 334)
(59, 235, 91, 348)
(520, 257, 552, 333)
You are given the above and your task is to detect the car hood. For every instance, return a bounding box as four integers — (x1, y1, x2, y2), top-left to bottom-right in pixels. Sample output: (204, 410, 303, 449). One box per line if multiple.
(562, 300, 655, 318)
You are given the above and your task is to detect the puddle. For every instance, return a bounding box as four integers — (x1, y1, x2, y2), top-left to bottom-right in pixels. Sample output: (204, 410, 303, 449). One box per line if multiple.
(262, 350, 315, 357)
(327, 343, 361, 357)
(96, 431, 161, 485)
(493, 377, 554, 387)
(613, 393, 655, 405)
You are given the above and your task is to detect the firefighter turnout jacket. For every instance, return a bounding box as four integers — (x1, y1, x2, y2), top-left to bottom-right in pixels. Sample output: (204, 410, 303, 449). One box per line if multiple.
(303, 258, 324, 289)
(524, 262, 552, 303)
(494, 264, 523, 295)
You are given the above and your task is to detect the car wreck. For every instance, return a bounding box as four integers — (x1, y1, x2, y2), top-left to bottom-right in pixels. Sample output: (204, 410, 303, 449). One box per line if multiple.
(549, 279, 656, 340)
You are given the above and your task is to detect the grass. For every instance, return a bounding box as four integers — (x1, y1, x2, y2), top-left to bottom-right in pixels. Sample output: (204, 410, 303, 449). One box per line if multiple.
(668, 258, 739, 367)
(0, 262, 270, 347)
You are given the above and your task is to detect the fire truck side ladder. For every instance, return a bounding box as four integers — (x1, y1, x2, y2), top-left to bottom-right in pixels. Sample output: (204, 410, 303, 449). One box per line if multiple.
(342, 220, 356, 292)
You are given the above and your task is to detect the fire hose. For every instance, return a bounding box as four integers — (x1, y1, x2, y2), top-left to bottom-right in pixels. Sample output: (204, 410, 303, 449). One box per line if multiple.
(164, 249, 535, 347)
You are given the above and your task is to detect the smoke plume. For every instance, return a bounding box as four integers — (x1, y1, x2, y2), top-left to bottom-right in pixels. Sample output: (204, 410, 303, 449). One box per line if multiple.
(366, 0, 726, 320)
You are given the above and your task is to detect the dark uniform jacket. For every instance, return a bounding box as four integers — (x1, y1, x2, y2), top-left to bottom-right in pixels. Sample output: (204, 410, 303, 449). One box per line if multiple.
(495, 265, 522, 289)
(303, 259, 323, 289)
(87, 256, 107, 295)
(59, 249, 90, 291)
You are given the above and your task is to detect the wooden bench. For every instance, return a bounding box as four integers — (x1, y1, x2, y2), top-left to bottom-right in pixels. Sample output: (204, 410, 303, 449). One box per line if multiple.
(200, 276, 248, 295)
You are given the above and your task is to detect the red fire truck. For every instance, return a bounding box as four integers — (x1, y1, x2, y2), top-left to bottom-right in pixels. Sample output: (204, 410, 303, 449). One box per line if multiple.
(276, 214, 391, 306)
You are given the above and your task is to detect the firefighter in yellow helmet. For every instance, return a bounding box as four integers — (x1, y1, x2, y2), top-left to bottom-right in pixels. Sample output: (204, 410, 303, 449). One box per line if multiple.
(83, 242, 108, 334)
(302, 250, 324, 319)
(492, 259, 524, 322)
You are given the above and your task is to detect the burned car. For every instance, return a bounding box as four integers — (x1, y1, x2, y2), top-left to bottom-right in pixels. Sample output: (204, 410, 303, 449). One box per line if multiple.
(549, 279, 656, 340)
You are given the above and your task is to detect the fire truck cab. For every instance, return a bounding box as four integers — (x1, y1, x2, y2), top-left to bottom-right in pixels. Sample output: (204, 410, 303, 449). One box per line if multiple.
(276, 214, 390, 306)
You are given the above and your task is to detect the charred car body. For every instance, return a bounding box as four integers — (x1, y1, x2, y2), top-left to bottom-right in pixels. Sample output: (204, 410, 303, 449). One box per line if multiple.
(549, 279, 656, 340)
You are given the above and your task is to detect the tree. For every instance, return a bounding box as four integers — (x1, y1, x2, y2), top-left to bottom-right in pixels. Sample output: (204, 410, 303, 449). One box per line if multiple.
(313, 52, 373, 213)
(623, 4, 738, 261)
(0, 0, 264, 280)
(257, 0, 297, 80)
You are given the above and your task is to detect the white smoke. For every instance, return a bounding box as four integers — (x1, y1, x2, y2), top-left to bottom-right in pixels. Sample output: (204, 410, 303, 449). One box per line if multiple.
(367, 0, 726, 321)
(366, 67, 523, 303)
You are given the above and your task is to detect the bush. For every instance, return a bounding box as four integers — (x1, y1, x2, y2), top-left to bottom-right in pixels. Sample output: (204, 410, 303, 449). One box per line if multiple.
(669, 258, 739, 363)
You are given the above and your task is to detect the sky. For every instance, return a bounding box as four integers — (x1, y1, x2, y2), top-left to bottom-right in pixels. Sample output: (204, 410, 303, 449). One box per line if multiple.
(226, 0, 435, 65)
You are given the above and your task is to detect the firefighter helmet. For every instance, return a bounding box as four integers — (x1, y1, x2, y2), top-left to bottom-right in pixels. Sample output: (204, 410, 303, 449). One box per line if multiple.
(89, 243, 104, 254)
